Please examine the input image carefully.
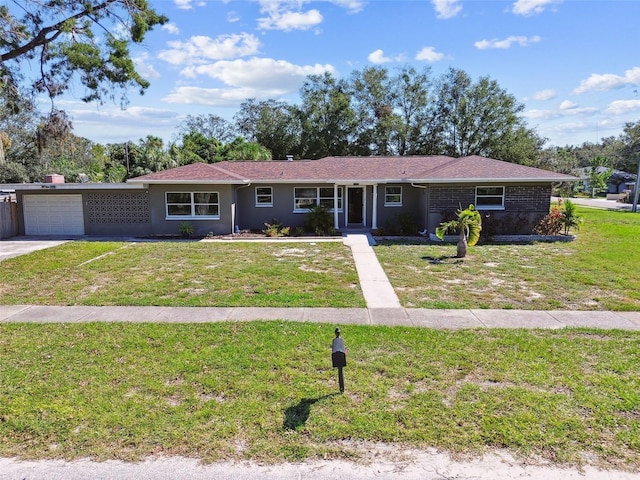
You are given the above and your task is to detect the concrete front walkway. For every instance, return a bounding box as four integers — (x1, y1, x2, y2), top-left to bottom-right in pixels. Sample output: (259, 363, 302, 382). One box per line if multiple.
(343, 233, 401, 308)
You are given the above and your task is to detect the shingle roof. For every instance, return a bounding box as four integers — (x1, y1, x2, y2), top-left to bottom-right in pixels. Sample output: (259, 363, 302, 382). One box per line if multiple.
(128, 155, 576, 184)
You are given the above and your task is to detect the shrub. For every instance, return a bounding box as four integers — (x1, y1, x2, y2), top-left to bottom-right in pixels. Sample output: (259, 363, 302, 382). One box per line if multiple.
(262, 218, 290, 237)
(383, 212, 418, 235)
(303, 205, 334, 235)
(533, 207, 563, 235)
(179, 221, 195, 238)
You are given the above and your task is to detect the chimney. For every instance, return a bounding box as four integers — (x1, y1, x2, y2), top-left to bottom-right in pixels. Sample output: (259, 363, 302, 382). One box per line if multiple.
(44, 174, 65, 184)
(286, 155, 293, 161)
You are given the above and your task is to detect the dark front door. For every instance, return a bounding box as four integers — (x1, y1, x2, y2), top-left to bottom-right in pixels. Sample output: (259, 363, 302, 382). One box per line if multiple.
(348, 188, 363, 224)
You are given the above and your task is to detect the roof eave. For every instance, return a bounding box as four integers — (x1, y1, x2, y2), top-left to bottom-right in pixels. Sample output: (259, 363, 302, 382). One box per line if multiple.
(127, 179, 251, 185)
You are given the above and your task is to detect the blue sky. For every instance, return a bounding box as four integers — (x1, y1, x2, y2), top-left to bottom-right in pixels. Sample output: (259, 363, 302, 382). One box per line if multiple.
(56, 0, 640, 150)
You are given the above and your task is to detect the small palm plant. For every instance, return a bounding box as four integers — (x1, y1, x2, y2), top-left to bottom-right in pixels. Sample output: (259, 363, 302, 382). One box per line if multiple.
(560, 198, 583, 235)
(435, 204, 482, 258)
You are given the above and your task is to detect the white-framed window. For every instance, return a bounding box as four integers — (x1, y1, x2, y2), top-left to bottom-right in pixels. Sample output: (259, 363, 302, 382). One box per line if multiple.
(294, 187, 343, 212)
(475, 186, 505, 209)
(384, 186, 402, 206)
(255, 187, 273, 207)
(166, 192, 220, 219)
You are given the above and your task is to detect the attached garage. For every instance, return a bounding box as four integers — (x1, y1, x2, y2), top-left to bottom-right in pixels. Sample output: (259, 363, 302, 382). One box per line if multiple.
(23, 194, 85, 235)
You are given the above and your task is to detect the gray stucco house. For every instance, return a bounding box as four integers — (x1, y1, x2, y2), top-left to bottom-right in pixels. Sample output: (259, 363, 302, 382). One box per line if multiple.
(12, 155, 575, 237)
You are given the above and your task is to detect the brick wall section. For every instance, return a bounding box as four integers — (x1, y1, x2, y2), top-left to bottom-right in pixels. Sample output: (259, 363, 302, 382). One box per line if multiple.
(428, 184, 550, 213)
(428, 185, 475, 212)
(428, 183, 552, 235)
(504, 185, 551, 212)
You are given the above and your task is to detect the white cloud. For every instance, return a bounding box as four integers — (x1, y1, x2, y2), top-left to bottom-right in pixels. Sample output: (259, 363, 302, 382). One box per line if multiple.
(227, 11, 240, 23)
(522, 109, 561, 121)
(605, 99, 640, 115)
(186, 57, 335, 90)
(163, 57, 336, 107)
(257, 1, 323, 31)
(523, 102, 597, 121)
(573, 67, 640, 94)
(329, 0, 366, 13)
(415, 46, 445, 62)
(173, 0, 205, 9)
(474, 35, 541, 50)
(532, 89, 557, 101)
(133, 53, 160, 80)
(368, 49, 392, 64)
(260, 9, 323, 31)
(512, 0, 562, 16)
(161, 23, 180, 35)
(559, 100, 577, 110)
(158, 33, 261, 65)
(163, 86, 267, 107)
(432, 0, 462, 19)
(65, 103, 183, 144)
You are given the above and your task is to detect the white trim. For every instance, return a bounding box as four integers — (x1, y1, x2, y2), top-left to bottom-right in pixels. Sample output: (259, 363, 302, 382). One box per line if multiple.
(372, 184, 378, 230)
(384, 185, 403, 206)
(165, 191, 220, 220)
(255, 186, 273, 207)
(475, 186, 505, 210)
(293, 186, 343, 213)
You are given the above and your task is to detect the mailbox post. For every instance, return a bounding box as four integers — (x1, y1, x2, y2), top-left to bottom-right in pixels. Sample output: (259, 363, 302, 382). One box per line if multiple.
(331, 328, 346, 392)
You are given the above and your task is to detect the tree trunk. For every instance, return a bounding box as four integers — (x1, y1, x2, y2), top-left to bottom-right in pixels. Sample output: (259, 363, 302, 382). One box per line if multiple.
(456, 231, 468, 258)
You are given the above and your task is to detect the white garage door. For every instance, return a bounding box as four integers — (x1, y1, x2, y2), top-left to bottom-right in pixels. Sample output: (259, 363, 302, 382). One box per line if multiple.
(23, 194, 85, 235)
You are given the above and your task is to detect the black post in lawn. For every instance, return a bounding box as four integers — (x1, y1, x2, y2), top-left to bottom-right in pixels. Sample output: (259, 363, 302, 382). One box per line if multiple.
(331, 328, 346, 393)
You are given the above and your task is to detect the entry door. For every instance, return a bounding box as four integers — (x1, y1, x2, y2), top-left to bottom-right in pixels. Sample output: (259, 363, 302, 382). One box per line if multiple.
(347, 187, 363, 224)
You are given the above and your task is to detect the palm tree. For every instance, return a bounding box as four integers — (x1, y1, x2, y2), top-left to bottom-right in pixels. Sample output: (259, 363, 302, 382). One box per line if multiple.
(435, 204, 482, 258)
(560, 198, 583, 235)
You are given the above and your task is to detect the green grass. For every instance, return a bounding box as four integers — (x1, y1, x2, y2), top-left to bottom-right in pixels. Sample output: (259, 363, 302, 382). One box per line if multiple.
(0, 241, 364, 307)
(1, 322, 640, 469)
(376, 207, 640, 310)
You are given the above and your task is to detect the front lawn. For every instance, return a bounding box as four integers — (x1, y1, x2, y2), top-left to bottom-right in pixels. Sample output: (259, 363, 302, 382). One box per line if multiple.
(0, 241, 364, 307)
(1, 322, 639, 470)
(375, 208, 640, 310)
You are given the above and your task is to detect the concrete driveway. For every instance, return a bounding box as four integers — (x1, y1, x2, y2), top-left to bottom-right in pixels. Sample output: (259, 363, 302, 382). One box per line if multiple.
(553, 196, 634, 210)
(0, 237, 70, 262)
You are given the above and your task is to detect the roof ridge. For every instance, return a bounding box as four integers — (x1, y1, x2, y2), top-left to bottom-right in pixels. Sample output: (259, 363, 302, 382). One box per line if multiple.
(207, 162, 250, 181)
(414, 155, 462, 177)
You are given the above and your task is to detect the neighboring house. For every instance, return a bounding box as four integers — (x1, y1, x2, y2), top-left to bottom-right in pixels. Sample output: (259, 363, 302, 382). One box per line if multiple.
(575, 166, 637, 195)
(11, 155, 576, 237)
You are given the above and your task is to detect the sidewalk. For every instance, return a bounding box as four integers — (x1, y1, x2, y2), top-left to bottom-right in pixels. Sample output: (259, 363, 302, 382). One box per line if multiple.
(1, 304, 639, 329)
(2, 233, 640, 329)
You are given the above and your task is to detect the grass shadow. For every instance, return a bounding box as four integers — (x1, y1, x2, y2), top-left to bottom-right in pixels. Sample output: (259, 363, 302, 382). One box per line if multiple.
(421, 255, 463, 265)
(283, 393, 340, 431)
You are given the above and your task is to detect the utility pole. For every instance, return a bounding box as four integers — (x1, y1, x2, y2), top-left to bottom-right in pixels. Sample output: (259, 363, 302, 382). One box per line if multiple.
(633, 155, 640, 213)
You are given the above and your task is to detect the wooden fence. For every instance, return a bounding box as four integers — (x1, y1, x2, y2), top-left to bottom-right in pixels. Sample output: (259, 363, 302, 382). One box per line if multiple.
(0, 200, 18, 239)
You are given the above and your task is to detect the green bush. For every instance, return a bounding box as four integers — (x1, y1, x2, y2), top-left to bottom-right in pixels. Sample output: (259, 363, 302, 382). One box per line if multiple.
(383, 212, 418, 235)
(533, 207, 563, 235)
(303, 205, 334, 235)
(262, 218, 290, 237)
(179, 221, 195, 238)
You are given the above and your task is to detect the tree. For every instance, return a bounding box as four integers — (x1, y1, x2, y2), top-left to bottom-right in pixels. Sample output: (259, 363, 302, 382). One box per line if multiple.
(348, 66, 397, 156)
(620, 121, 640, 174)
(217, 137, 272, 162)
(179, 131, 220, 164)
(389, 66, 437, 155)
(435, 204, 482, 258)
(234, 99, 301, 160)
(178, 114, 235, 145)
(0, 1, 168, 108)
(559, 199, 583, 235)
(586, 156, 613, 197)
(298, 72, 357, 159)
(435, 68, 541, 163)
